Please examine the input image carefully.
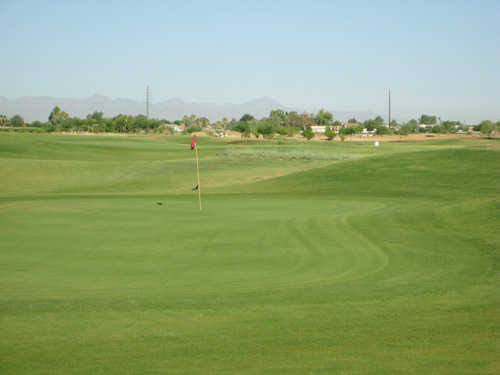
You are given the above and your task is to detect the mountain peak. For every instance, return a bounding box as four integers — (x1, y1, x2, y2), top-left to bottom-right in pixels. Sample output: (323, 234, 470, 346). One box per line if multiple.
(86, 94, 110, 101)
(0, 95, 375, 122)
(244, 97, 282, 106)
(166, 97, 185, 104)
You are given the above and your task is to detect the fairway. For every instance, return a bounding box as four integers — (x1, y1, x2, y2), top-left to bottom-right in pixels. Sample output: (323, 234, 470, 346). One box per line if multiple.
(1, 133, 499, 374)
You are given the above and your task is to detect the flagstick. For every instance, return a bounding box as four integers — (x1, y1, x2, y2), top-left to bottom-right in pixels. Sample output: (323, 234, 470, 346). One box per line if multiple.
(195, 146, 202, 211)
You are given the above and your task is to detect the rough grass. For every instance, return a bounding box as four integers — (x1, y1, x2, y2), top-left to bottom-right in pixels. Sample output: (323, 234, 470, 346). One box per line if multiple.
(217, 149, 352, 160)
(0, 133, 499, 374)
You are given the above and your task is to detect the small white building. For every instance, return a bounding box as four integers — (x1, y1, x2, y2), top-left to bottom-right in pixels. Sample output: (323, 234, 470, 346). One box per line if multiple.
(418, 123, 435, 130)
(164, 124, 185, 133)
(310, 126, 327, 134)
(361, 128, 377, 136)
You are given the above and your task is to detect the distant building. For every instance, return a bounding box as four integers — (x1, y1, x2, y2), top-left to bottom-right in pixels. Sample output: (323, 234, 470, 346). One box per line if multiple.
(165, 124, 185, 133)
(310, 125, 327, 134)
(418, 123, 435, 130)
(361, 128, 377, 136)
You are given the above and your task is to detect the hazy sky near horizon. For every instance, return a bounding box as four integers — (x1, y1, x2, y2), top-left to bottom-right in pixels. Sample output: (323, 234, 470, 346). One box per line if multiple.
(1, 0, 499, 122)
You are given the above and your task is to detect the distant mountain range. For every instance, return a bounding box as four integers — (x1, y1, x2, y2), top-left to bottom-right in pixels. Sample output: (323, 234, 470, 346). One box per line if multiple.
(0, 95, 377, 123)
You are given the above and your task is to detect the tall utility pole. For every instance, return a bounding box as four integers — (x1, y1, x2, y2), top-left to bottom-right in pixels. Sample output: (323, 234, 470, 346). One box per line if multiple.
(388, 89, 391, 128)
(145, 85, 151, 118)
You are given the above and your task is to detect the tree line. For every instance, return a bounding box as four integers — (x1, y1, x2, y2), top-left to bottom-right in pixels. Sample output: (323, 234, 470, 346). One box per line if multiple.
(1, 107, 499, 137)
(0, 107, 164, 134)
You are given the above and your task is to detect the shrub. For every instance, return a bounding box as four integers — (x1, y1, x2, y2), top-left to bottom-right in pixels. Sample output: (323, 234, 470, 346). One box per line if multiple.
(374, 125, 391, 136)
(257, 123, 275, 138)
(232, 121, 250, 133)
(9, 114, 24, 127)
(277, 127, 288, 136)
(186, 125, 201, 133)
(340, 126, 356, 135)
(302, 127, 315, 140)
(325, 126, 335, 140)
(479, 120, 497, 137)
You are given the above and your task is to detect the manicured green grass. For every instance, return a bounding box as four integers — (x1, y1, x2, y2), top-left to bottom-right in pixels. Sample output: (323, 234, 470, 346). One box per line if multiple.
(1, 133, 499, 374)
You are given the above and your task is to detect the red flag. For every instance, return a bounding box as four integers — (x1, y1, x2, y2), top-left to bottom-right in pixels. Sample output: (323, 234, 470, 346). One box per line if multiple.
(191, 135, 197, 150)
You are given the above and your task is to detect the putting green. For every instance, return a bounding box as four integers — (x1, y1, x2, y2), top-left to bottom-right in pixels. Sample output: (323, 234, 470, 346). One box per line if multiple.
(0, 133, 498, 374)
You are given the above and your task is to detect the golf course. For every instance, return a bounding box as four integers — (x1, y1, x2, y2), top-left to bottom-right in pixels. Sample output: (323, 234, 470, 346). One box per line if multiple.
(1, 133, 498, 374)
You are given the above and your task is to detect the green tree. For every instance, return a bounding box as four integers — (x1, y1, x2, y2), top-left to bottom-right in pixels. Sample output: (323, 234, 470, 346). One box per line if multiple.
(87, 111, 104, 122)
(479, 120, 496, 136)
(325, 126, 335, 141)
(42, 122, 56, 132)
(441, 121, 460, 133)
(198, 117, 210, 128)
(103, 118, 114, 133)
(419, 114, 437, 124)
(347, 118, 357, 124)
(340, 126, 357, 135)
(256, 122, 275, 138)
(113, 114, 130, 133)
(232, 121, 250, 134)
(268, 110, 287, 127)
(363, 119, 377, 131)
(134, 115, 150, 132)
(302, 127, 315, 140)
(399, 121, 418, 135)
(57, 118, 74, 132)
(182, 114, 197, 127)
(286, 111, 303, 128)
(301, 112, 315, 129)
(374, 124, 391, 135)
(240, 114, 255, 122)
(0, 114, 8, 126)
(430, 125, 443, 134)
(9, 114, 24, 127)
(315, 109, 333, 125)
(31, 120, 43, 127)
(48, 106, 60, 122)
(48, 106, 69, 125)
(374, 116, 385, 125)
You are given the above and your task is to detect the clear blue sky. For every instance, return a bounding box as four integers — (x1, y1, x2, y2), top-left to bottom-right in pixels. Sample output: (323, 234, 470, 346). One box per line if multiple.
(1, 0, 499, 122)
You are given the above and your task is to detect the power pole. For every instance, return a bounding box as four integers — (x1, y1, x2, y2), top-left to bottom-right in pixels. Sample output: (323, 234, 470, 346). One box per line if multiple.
(388, 89, 391, 128)
(145, 85, 151, 118)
